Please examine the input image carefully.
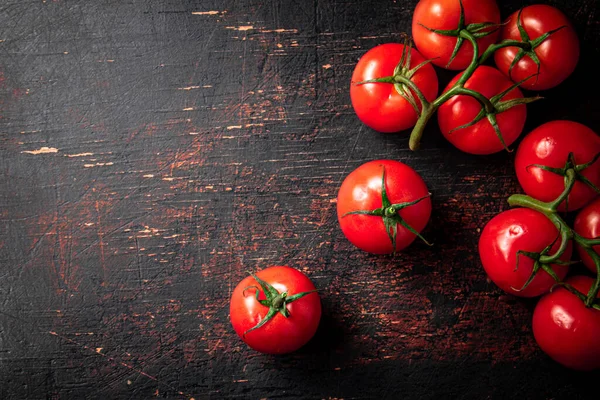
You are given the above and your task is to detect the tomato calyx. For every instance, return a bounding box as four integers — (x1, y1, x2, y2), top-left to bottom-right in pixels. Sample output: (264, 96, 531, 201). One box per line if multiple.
(526, 152, 600, 206)
(448, 77, 542, 151)
(242, 271, 318, 336)
(354, 40, 434, 116)
(508, 170, 600, 308)
(342, 167, 432, 252)
(417, 0, 502, 68)
(501, 8, 567, 84)
(513, 233, 576, 293)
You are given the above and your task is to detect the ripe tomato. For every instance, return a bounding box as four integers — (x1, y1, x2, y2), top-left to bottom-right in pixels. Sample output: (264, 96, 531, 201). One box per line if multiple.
(412, 0, 500, 70)
(229, 266, 321, 354)
(350, 43, 438, 133)
(573, 198, 600, 275)
(494, 5, 579, 91)
(533, 275, 600, 371)
(437, 66, 527, 155)
(478, 208, 571, 297)
(515, 121, 600, 212)
(337, 160, 431, 254)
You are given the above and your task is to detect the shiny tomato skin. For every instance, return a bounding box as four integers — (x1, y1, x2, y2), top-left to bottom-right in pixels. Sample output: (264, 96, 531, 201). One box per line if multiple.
(229, 266, 321, 354)
(437, 66, 527, 155)
(337, 160, 431, 254)
(515, 121, 600, 212)
(412, 0, 500, 70)
(350, 43, 438, 133)
(573, 198, 600, 274)
(533, 275, 600, 371)
(494, 5, 579, 91)
(478, 208, 571, 297)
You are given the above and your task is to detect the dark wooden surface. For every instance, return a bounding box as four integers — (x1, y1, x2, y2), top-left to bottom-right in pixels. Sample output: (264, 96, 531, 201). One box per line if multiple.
(2, 0, 600, 399)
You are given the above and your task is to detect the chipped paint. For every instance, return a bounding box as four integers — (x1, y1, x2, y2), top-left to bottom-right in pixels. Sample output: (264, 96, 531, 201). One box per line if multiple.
(21, 147, 59, 155)
(83, 162, 113, 168)
(225, 26, 254, 31)
(66, 152, 94, 157)
(191, 11, 224, 15)
(260, 28, 299, 33)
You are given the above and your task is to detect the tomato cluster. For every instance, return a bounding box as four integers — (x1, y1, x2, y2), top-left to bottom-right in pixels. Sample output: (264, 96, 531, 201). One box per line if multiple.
(228, 0, 600, 369)
(351, 1, 579, 153)
(480, 120, 600, 371)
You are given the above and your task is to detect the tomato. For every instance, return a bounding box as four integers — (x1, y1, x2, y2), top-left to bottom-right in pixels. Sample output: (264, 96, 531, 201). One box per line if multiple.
(229, 266, 321, 354)
(337, 160, 431, 254)
(515, 121, 600, 212)
(437, 66, 527, 155)
(350, 43, 438, 133)
(573, 198, 600, 275)
(478, 208, 571, 297)
(412, 0, 500, 70)
(494, 5, 579, 91)
(533, 275, 600, 371)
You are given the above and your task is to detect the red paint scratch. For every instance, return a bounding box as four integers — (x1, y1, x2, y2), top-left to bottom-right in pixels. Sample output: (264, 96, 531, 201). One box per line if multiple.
(95, 201, 106, 283)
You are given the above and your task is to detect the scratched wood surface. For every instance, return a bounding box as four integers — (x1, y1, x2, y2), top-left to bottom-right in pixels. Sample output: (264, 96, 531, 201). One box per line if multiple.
(1, 0, 600, 399)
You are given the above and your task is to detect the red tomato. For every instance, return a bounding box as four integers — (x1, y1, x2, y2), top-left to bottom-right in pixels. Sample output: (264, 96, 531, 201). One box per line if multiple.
(350, 43, 438, 133)
(494, 5, 579, 91)
(515, 121, 600, 212)
(533, 275, 600, 371)
(337, 160, 431, 254)
(230, 266, 321, 354)
(573, 198, 600, 275)
(478, 208, 571, 297)
(412, 0, 500, 70)
(437, 66, 527, 155)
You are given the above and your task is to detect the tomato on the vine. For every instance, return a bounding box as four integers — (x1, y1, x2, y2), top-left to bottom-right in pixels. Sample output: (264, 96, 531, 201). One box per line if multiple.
(350, 43, 438, 133)
(230, 266, 321, 354)
(412, 0, 500, 70)
(574, 198, 600, 275)
(478, 208, 571, 297)
(494, 5, 579, 91)
(533, 275, 600, 371)
(337, 160, 431, 254)
(437, 66, 527, 155)
(515, 120, 600, 212)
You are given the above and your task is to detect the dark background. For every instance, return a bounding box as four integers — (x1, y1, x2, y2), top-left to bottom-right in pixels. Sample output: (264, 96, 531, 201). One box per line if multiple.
(1, 0, 599, 399)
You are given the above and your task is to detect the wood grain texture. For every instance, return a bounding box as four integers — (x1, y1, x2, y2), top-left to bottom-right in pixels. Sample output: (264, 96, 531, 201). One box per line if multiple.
(1, 0, 600, 399)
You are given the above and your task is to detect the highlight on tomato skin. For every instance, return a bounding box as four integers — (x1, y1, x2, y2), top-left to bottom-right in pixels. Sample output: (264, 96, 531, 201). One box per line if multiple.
(573, 198, 600, 275)
(336, 160, 432, 254)
(533, 275, 600, 371)
(229, 266, 321, 355)
(494, 4, 579, 91)
(478, 208, 571, 298)
(350, 43, 438, 133)
(514, 120, 600, 212)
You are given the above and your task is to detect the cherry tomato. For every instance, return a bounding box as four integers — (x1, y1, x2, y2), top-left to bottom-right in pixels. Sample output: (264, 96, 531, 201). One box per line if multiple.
(573, 198, 600, 275)
(533, 275, 600, 371)
(337, 160, 431, 254)
(494, 5, 579, 91)
(412, 0, 500, 70)
(350, 43, 438, 133)
(478, 208, 571, 297)
(437, 66, 527, 155)
(230, 266, 321, 354)
(515, 121, 600, 212)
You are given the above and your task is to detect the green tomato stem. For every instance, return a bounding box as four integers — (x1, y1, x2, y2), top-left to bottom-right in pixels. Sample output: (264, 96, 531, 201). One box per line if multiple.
(408, 30, 481, 151)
